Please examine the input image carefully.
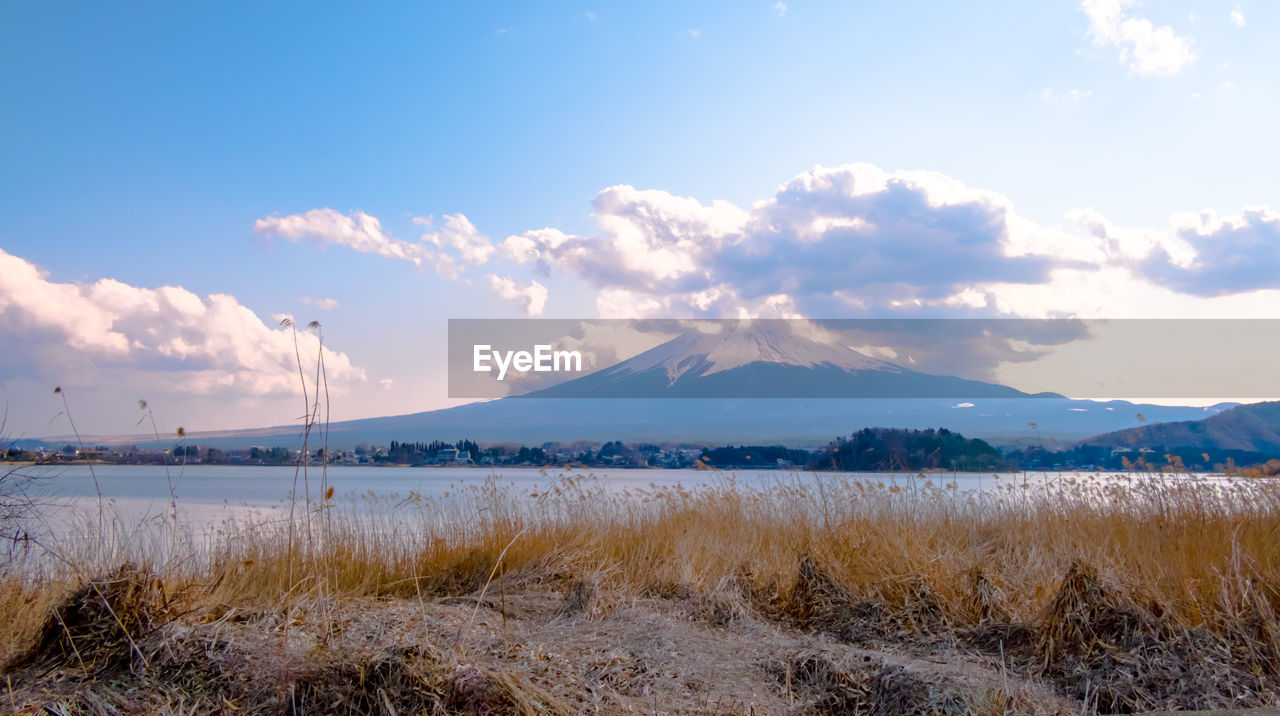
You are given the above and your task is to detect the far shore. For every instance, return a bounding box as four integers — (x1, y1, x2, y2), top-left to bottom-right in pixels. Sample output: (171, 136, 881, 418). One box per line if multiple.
(3, 459, 1264, 476)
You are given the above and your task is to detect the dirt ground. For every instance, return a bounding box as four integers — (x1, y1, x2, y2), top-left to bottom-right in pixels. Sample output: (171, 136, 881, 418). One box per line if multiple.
(4, 564, 1279, 714)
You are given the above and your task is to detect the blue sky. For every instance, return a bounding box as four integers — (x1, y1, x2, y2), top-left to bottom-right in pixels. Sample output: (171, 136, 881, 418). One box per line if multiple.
(2, 1, 1278, 436)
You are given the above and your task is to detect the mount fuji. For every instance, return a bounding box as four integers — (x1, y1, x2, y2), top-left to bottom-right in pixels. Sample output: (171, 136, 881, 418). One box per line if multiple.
(126, 323, 1235, 449)
(525, 323, 1051, 399)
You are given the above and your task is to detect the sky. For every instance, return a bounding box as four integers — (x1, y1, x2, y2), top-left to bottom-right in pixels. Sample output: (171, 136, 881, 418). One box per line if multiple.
(1, 0, 1278, 437)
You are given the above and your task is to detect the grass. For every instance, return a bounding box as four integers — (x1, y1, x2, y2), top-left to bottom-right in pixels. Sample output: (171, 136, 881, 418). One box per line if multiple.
(1, 470, 1279, 713)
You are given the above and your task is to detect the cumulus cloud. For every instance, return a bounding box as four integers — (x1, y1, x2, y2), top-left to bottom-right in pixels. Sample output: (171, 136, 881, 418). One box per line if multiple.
(413, 214, 495, 266)
(966, 265, 1280, 320)
(1066, 208, 1196, 265)
(499, 228, 576, 274)
(486, 274, 549, 316)
(1229, 7, 1246, 27)
(1082, 0, 1195, 76)
(254, 209, 474, 279)
(258, 165, 1279, 324)
(259, 208, 564, 316)
(0, 248, 365, 396)
(507, 163, 1112, 318)
(1145, 208, 1280, 295)
(489, 162, 1280, 321)
(1053, 206, 1280, 297)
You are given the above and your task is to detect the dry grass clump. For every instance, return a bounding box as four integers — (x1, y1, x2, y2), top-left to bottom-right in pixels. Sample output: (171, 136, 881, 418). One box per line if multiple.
(1025, 559, 1280, 712)
(771, 652, 971, 715)
(2, 471, 1280, 713)
(5, 563, 183, 676)
(785, 555, 891, 644)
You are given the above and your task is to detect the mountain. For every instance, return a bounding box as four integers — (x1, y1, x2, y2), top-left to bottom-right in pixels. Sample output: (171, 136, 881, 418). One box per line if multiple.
(129, 396, 1224, 451)
(61, 325, 1235, 450)
(525, 323, 1050, 399)
(1078, 401, 1280, 453)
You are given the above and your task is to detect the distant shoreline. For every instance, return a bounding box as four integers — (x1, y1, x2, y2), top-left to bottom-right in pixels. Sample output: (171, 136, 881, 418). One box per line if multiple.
(4, 460, 1262, 476)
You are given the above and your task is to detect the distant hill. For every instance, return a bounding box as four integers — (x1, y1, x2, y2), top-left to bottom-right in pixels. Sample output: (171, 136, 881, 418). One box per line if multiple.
(1078, 401, 1280, 453)
(807, 427, 1007, 472)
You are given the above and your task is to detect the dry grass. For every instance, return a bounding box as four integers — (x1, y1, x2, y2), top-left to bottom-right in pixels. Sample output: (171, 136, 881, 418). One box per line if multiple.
(2, 471, 1279, 713)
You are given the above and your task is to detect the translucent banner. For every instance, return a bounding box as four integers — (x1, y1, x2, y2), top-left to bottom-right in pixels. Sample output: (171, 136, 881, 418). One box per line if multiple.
(447, 319, 1280, 400)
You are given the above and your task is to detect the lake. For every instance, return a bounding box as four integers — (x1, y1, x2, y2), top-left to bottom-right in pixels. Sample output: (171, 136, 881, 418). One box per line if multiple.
(5, 463, 1252, 535)
(3, 463, 1269, 575)
(5, 466, 1269, 561)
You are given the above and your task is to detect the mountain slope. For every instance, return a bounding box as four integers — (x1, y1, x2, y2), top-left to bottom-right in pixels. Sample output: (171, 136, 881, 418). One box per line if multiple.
(64, 325, 1235, 449)
(1078, 401, 1280, 452)
(89, 397, 1226, 450)
(526, 324, 1045, 398)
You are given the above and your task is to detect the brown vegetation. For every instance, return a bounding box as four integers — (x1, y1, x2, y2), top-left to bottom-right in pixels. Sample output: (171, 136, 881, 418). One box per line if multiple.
(2, 472, 1279, 713)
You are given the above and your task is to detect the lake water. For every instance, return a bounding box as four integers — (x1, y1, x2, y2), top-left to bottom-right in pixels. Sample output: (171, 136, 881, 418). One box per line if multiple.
(2, 463, 1264, 548)
(16, 464, 761, 528)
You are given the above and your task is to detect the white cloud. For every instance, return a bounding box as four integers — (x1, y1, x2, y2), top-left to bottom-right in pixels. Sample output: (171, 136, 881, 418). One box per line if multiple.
(486, 275, 549, 316)
(942, 206, 1280, 316)
(688, 28, 701, 38)
(1229, 7, 1246, 27)
(499, 163, 1280, 320)
(256, 209, 499, 279)
(256, 208, 499, 280)
(1154, 207, 1280, 294)
(414, 214, 495, 266)
(510, 163, 1105, 317)
(773, 2, 787, 18)
(260, 208, 571, 318)
(259, 167, 1280, 326)
(379, 378, 394, 390)
(300, 297, 339, 310)
(1066, 207, 1196, 265)
(500, 227, 576, 271)
(0, 248, 366, 396)
(969, 265, 1280, 320)
(1040, 88, 1093, 104)
(1081, 0, 1195, 76)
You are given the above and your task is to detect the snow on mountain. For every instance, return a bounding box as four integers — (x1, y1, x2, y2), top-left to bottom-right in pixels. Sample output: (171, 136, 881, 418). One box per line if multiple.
(599, 322, 902, 385)
(525, 322, 1037, 399)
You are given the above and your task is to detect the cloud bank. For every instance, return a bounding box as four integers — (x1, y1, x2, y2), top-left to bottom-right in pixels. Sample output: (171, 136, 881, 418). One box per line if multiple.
(261, 164, 1280, 323)
(0, 248, 365, 397)
(499, 162, 1272, 319)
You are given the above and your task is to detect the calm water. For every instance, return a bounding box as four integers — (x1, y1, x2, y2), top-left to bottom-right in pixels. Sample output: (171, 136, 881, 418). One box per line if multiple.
(4, 463, 1254, 541)
(19, 463, 1106, 504)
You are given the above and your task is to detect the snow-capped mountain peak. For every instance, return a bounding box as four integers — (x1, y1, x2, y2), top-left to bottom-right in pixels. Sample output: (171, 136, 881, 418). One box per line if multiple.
(525, 322, 1035, 399)
(601, 322, 903, 385)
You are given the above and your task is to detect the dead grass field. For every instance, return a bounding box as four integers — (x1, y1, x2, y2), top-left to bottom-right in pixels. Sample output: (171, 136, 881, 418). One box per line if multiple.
(2, 471, 1279, 714)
